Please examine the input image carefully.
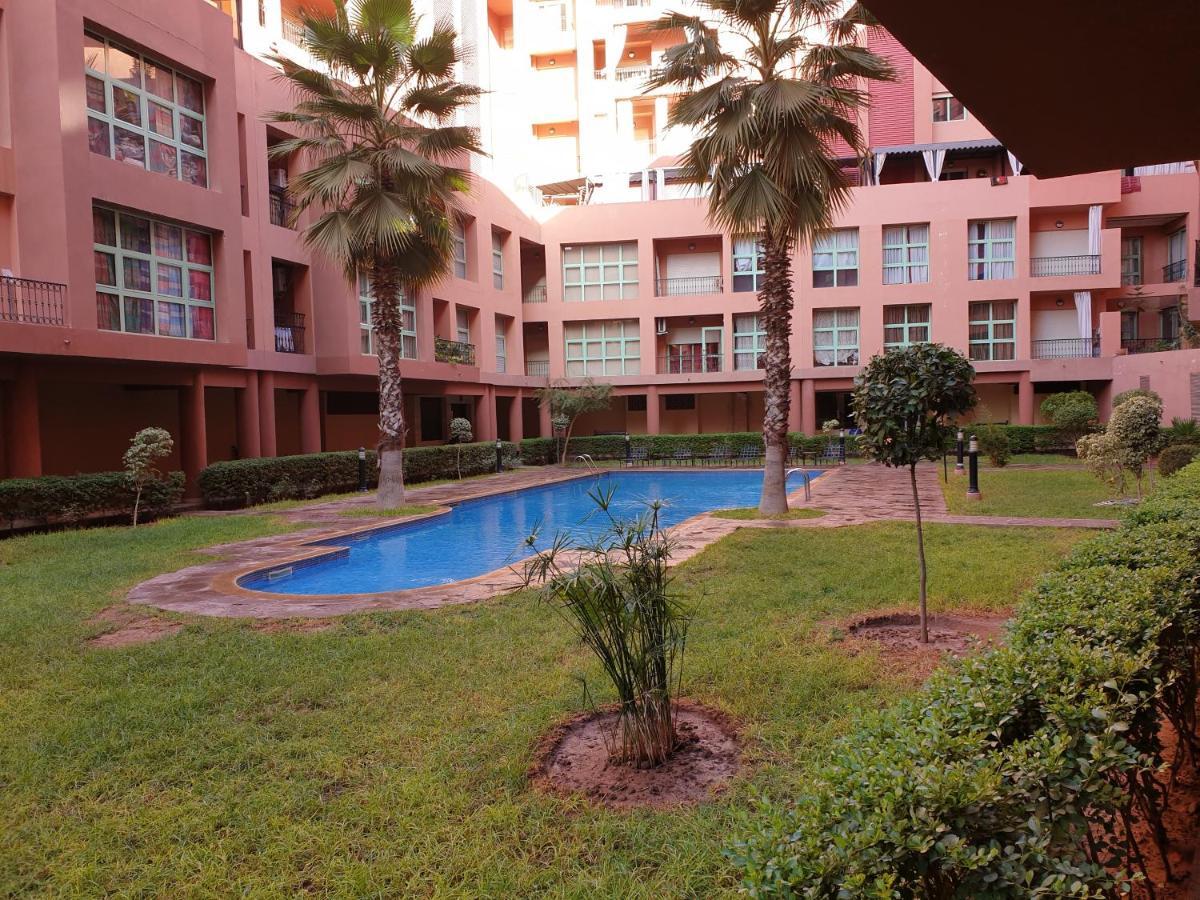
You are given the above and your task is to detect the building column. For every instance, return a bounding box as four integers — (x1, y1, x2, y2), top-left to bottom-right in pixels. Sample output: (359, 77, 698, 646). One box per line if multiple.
(300, 382, 322, 454)
(801, 379, 817, 435)
(236, 371, 261, 459)
(538, 395, 552, 437)
(1017, 372, 1035, 425)
(477, 385, 497, 441)
(507, 390, 523, 442)
(787, 379, 802, 433)
(6, 365, 42, 477)
(258, 371, 277, 457)
(646, 385, 661, 435)
(181, 371, 208, 496)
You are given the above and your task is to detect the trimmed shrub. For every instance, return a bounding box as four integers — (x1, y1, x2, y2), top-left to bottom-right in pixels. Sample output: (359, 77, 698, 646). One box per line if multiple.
(728, 458, 1200, 896)
(0, 470, 185, 528)
(975, 423, 1011, 466)
(1160, 443, 1199, 477)
(198, 442, 521, 508)
(520, 431, 863, 464)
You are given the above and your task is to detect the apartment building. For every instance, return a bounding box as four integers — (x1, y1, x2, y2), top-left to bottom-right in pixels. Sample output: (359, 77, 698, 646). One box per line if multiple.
(0, 0, 1197, 491)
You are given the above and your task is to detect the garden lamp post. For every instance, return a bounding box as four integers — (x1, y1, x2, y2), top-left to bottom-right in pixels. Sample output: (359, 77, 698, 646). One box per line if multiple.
(495, 438, 503, 474)
(955, 429, 965, 475)
(967, 435, 981, 500)
(357, 446, 368, 492)
(838, 429, 846, 463)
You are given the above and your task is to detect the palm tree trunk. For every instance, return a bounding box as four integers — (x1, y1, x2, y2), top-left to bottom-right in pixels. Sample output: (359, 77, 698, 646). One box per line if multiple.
(910, 464, 929, 643)
(758, 230, 794, 516)
(371, 260, 408, 508)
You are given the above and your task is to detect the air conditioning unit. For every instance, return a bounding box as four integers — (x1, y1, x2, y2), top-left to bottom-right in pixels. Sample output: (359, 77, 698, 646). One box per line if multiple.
(655, 317, 668, 335)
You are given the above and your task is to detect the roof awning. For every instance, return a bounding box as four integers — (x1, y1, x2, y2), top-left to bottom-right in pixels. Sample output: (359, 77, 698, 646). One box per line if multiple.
(872, 138, 1002, 157)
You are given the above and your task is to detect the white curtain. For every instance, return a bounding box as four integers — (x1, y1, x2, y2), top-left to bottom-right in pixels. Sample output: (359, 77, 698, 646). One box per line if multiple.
(1006, 151, 1023, 176)
(605, 25, 627, 78)
(1133, 161, 1196, 175)
(1087, 205, 1102, 255)
(872, 152, 887, 185)
(1074, 290, 1093, 341)
(922, 148, 946, 182)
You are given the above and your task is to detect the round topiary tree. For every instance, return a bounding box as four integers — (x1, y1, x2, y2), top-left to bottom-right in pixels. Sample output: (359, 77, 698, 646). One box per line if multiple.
(852, 344, 977, 643)
(123, 426, 174, 526)
(449, 417, 473, 480)
(1040, 390, 1098, 446)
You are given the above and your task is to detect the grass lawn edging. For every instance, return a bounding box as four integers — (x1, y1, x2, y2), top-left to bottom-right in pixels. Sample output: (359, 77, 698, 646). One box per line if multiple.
(730, 460, 1200, 895)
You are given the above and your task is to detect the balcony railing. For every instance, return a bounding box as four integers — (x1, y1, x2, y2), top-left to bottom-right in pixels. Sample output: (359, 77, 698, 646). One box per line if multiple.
(525, 360, 550, 377)
(435, 337, 476, 365)
(523, 284, 547, 304)
(274, 311, 306, 353)
(1030, 255, 1100, 277)
(1031, 337, 1099, 360)
(595, 0, 654, 7)
(0, 276, 68, 326)
(655, 275, 723, 296)
(1123, 337, 1182, 355)
(281, 15, 306, 46)
(268, 187, 293, 228)
(657, 354, 722, 375)
(1163, 259, 1188, 282)
(614, 65, 652, 83)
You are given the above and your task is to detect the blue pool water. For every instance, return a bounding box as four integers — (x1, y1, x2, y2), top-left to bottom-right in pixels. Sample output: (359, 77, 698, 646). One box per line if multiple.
(240, 469, 820, 596)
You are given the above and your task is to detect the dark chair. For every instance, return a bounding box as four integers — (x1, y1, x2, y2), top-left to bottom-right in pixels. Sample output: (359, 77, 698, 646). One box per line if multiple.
(671, 447, 693, 467)
(706, 444, 732, 467)
(735, 445, 762, 466)
(789, 445, 808, 467)
(818, 441, 846, 466)
(629, 446, 649, 466)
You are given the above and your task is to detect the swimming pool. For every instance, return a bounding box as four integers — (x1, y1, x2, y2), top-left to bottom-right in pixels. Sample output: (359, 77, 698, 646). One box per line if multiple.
(239, 469, 820, 596)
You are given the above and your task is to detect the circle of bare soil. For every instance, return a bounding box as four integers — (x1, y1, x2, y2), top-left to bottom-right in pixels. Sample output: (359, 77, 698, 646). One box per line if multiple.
(848, 612, 1006, 656)
(531, 700, 741, 810)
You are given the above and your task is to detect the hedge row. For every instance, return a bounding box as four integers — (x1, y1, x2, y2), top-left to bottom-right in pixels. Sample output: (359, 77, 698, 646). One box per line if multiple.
(730, 459, 1200, 896)
(198, 442, 521, 508)
(520, 432, 864, 465)
(0, 471, 185, 527)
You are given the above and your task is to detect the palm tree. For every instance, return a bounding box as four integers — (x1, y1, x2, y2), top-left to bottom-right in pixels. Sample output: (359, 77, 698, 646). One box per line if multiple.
(649, 1, 890, 514)
(269, 0, 481, 507)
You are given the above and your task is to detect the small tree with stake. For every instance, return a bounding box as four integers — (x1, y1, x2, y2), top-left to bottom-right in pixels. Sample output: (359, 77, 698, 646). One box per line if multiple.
(124, 427, 174, 527)
(449, 417, 473, 480)
(852, 345, 977, 643)
(536, 380, 614, 464)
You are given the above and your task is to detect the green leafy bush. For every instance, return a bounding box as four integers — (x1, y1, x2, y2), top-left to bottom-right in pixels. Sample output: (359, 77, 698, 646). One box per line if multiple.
(1164, 417, 1199, 446)
(520, 431, 863, 464)
(729, 458, 1200, 896)
(1039, 391, 1098, 444)
(0, 470, 185, 528)
(975, 423, 1011, 466)
(1160, 443, 1199, 477)
(198, 442, 520, 508)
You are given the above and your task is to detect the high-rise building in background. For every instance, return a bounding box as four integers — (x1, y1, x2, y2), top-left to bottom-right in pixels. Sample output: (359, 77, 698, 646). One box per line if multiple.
(0, 0, 1196, 490)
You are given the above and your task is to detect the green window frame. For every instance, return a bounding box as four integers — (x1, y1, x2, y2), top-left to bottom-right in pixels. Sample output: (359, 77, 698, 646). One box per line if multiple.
(731, 238, 764, 292)
(1121, 236, 1143, 286)
(733, 313, 766, 370)
(93, 205, 215, 339)
(562, 242, 639, 301)
(968, 300, 1016, 361)
(967, 219, 1016, 280)
(882, 223, 930, 284)
(883, 304, 931, 349)
(564, 319, 641, 375)
(358, 272, 416, 358)
(813, 307, 860, 366)
(812, 229, 859, 288)
(84, 31, 208, 187)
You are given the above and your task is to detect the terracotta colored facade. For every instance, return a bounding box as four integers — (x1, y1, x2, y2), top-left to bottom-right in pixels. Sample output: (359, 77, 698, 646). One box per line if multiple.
(0, 0, 1197, 492)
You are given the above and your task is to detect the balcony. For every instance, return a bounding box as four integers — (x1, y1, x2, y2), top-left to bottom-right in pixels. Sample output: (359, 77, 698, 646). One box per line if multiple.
(435, 337, 475, 365)
(274, 312, 306, 353)
(523, 285, 547, 304)
(268, 187, 294, 228)
(1163, 259, 1188, 282)
(657, 353, 721, 375)
(281, 15, 305, 46)
(614, 65, 652, 83)
(1031, 337, 1099, 359)
(1030, 255, 1100, 277)
(655, 275, 723, 297)
(1123, 337, 1182, 354)
(0, 276, 67, 326)
(525, 360, 550, 377)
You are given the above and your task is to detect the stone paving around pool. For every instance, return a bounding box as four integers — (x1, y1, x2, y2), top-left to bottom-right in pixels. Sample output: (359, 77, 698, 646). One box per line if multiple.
(127, 463, 1118, 620)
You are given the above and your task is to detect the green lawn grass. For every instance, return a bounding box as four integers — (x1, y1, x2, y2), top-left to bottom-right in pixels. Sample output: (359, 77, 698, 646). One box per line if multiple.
(1002, 453, 1082, 467)
(941, 467, 1118, 518)
(0, 515, 1085, 896)
(336, 504, 443, 519)
(711, 507, 826, 520)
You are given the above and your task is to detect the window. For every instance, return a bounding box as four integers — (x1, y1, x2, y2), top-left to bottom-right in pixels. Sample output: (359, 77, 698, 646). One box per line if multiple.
(733, 314, 766, 370)
(932, 93, 966, 122)
(452, 218, 468, 278)
(664, 394, 696, 411)
(491, 231, 504, 289)
(1168, 228, 1188, 278)
(93, 206, 214, 339)
(968, 300, 1016, 361)
(626, 394, 647, 412)
(1121, 310, 1139, 342)
(731, 238, 764, 292)
(358, 272, 416, 358)
(84, 32, 208, 187)
(564, 319, 640, 376)
(495, 318, 507, 373)
(1162, 307, 1181, 341)
(883, 304, 931, 349)
(455, 308, 471, 344)
(967, 219, 1016, 280)
(813, 308, 860, 366)
(1121, 236, 1143, 286)
(562, 242, 638, 300)
(882, 224, 929, 284)
(812, 229, 858, 287)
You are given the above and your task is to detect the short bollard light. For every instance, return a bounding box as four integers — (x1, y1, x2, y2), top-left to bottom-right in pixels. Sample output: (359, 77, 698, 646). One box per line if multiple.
(838, 429, 847, 462)
(967, 435, 981, 500)
(495, 438, 503, 474)
(955, 428, 965, 475)
(624, 432, 631, 467)
(357, 446, 368, 492)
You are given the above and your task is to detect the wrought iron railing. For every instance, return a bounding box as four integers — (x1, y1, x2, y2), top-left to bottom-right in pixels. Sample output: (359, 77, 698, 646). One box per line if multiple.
(274, 311, 306, 353)
(614, 65, 652, 82)
(1030, 255, 1100, 277)
(525, 360, 550, 377)
(654, 275, 723, 296)
(268, 187, 293, 228)
(1123, 337, 1181, 354)
(595, 0, 654, 7)
(1031, 337, 1099, 359)
(0, 276, 68, 326)
(281, 15, 306, 46)
(523, 284, 547, 303)
(1163, 259, 1188, 282)
(593, 69, 607, 80)
(435, 337, 476, 365)
(657, 354, 722, 374)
